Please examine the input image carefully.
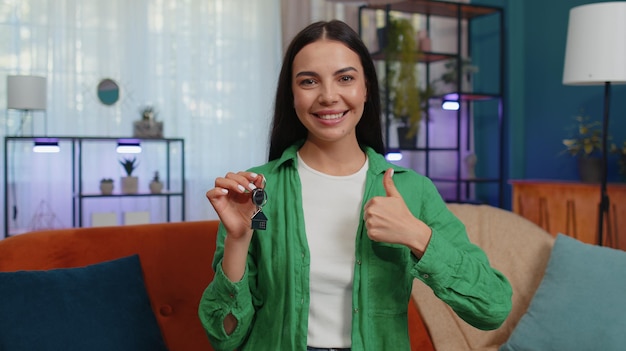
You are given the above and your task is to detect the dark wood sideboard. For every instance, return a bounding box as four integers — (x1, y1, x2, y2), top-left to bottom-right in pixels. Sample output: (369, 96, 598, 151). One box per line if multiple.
(510, 180, 626, 251)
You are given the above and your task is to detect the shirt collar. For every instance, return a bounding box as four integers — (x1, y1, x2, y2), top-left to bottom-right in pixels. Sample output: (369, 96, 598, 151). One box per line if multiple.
(271, 140, 406, 175)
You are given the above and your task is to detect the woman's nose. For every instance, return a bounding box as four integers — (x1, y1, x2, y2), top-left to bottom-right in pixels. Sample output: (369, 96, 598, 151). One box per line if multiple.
(318, 84, 338, 104)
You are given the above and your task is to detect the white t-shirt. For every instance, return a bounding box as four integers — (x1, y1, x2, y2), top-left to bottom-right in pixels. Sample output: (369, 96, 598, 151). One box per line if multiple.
(297, 153, 368, 348)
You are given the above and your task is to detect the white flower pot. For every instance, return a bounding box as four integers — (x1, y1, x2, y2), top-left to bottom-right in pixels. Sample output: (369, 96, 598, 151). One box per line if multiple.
(99, 182, 114, 195)
(121, 176, 139, 194)
(149, 180, 163, 194)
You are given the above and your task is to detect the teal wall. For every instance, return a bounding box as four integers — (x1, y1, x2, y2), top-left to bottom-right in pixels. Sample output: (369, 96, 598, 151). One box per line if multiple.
(474, 0, 626, 208)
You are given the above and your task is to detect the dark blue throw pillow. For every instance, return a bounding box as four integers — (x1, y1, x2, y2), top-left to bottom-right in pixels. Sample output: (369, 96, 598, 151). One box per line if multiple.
(0, 255, 168, 351)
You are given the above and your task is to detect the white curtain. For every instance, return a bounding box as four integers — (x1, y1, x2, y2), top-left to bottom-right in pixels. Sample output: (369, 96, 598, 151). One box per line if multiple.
(281, 0, 361, 51)
(1, 0, 281, 233)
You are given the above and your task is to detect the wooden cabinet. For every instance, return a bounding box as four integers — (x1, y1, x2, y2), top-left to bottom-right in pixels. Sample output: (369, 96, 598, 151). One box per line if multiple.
(510, 180, 626, 250)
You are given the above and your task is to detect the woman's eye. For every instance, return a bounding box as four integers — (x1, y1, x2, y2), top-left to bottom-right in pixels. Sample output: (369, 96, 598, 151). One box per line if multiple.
(339, 75, 354, 83)
(299, 78, 316, 86)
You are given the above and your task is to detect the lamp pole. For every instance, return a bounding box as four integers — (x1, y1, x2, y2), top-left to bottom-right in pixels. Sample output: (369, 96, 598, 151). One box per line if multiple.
(598, 82, 611, 247)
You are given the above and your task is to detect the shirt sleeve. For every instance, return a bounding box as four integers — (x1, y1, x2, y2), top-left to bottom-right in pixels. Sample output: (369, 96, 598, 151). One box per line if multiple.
(198, 225, 257, 351)
(409, 178, 513, 330)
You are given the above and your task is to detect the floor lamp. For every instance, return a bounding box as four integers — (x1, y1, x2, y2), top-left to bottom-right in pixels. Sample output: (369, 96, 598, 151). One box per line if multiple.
(563, 2, 626, 247)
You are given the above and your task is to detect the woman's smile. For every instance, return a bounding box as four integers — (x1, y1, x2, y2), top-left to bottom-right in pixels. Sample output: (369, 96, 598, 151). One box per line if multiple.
(312, 111, 350, 126)
(314, 111, 346, 120)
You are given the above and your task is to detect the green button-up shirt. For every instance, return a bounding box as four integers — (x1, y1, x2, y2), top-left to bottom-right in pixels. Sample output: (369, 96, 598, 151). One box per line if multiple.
(199, 143, 512, 351)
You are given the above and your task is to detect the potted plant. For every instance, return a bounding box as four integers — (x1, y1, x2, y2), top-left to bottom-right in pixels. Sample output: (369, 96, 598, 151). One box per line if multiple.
(119, 157, 139, 194)
(435, 57, 479, 93)
(149, 171, 164, 194)
(562, 114, 604, 183)
(383, 17, 423, 148)
(99, 178, 114, 195)
(140, 105, 156, 121)
(134, 105, 164, 138)
(611, 141, 626, 180)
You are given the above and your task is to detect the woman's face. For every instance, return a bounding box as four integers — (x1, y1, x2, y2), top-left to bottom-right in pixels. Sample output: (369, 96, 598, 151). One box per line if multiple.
(291, 39, 367, 146)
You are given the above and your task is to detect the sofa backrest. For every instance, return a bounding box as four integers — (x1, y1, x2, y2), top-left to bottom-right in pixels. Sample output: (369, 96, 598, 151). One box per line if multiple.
(412, 204, 556, 351)
(0, 220, 220, 351)
(1, 217, 439, 350)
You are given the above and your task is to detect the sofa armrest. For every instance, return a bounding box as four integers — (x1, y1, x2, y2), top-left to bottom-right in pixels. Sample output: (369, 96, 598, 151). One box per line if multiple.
(413, 204, 555, 351)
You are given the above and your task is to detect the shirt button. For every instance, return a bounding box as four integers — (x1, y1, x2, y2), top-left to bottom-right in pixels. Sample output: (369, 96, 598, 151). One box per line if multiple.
(356, 260, 362, 265)
(159, 304, 173, 316)
(422, 273, 430, 279)
(353, 308, 359, 313)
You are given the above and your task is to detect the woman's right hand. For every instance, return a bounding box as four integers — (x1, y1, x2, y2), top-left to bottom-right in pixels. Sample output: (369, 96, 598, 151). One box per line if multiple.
(206, 171, 265, 240)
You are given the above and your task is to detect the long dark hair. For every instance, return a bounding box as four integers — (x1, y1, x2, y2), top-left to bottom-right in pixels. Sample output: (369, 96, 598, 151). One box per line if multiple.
(268, 20, 384, 161)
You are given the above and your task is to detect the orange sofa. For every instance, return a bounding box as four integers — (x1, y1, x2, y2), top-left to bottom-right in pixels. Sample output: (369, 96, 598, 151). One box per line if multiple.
(0, 220, 434, 351)
(4, 204, 622, 351)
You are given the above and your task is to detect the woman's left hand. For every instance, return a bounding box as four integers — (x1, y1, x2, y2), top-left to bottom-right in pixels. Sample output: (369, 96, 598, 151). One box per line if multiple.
(363, 168, 432, 257)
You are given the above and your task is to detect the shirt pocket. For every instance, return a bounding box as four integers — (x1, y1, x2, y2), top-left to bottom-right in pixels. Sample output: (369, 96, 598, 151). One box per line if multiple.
(367, 242, 412, 315)
(368, 312, 411, 351)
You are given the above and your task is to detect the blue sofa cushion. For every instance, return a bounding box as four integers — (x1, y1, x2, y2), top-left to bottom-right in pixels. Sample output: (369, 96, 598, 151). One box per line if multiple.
(500, 234, 626, 351)
(0, 255, 168, 351)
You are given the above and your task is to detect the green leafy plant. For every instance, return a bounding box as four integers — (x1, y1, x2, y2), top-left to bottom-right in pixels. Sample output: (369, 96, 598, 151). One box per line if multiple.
(119, 157, 139, 176)
(611, 141, 626, 155)
(100, 178, 113, 183)
(610, 141, 626, 178)
(437, 57, 479, 87)
(384, 17, 423, 139)
(562, 114, 603, 158)
(140, 105, 156, 120)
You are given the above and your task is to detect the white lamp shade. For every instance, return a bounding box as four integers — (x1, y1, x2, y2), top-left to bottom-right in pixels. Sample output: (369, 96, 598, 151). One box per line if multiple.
(7, 75, 47, 110)
(563, 2, 626, 85)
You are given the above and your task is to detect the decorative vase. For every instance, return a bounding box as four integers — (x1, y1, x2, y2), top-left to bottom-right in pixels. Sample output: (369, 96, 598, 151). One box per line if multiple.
(121, 176, 139, 194)
(464, 153, 477, 179)
(397, 126, 417, 149)
(99, 182, 114, 195)
(418, 30, 431, 52)
(149, 180, 163, 194)
(577, 157, 602, 183)
(377, 27, 387, 53)
(133, 120, 163, 138)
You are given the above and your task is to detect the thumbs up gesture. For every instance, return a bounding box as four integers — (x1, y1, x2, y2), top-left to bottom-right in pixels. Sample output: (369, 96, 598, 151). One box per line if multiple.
(363, 168, 432, 256)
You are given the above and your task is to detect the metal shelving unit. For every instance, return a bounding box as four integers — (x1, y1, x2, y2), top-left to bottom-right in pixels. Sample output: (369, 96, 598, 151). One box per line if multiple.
(3, 136, 185, 237)
(358, 0, 505, 207)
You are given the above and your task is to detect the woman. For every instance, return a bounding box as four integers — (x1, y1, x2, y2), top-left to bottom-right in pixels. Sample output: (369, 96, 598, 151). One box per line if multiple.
(199, 20, 512, 351)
